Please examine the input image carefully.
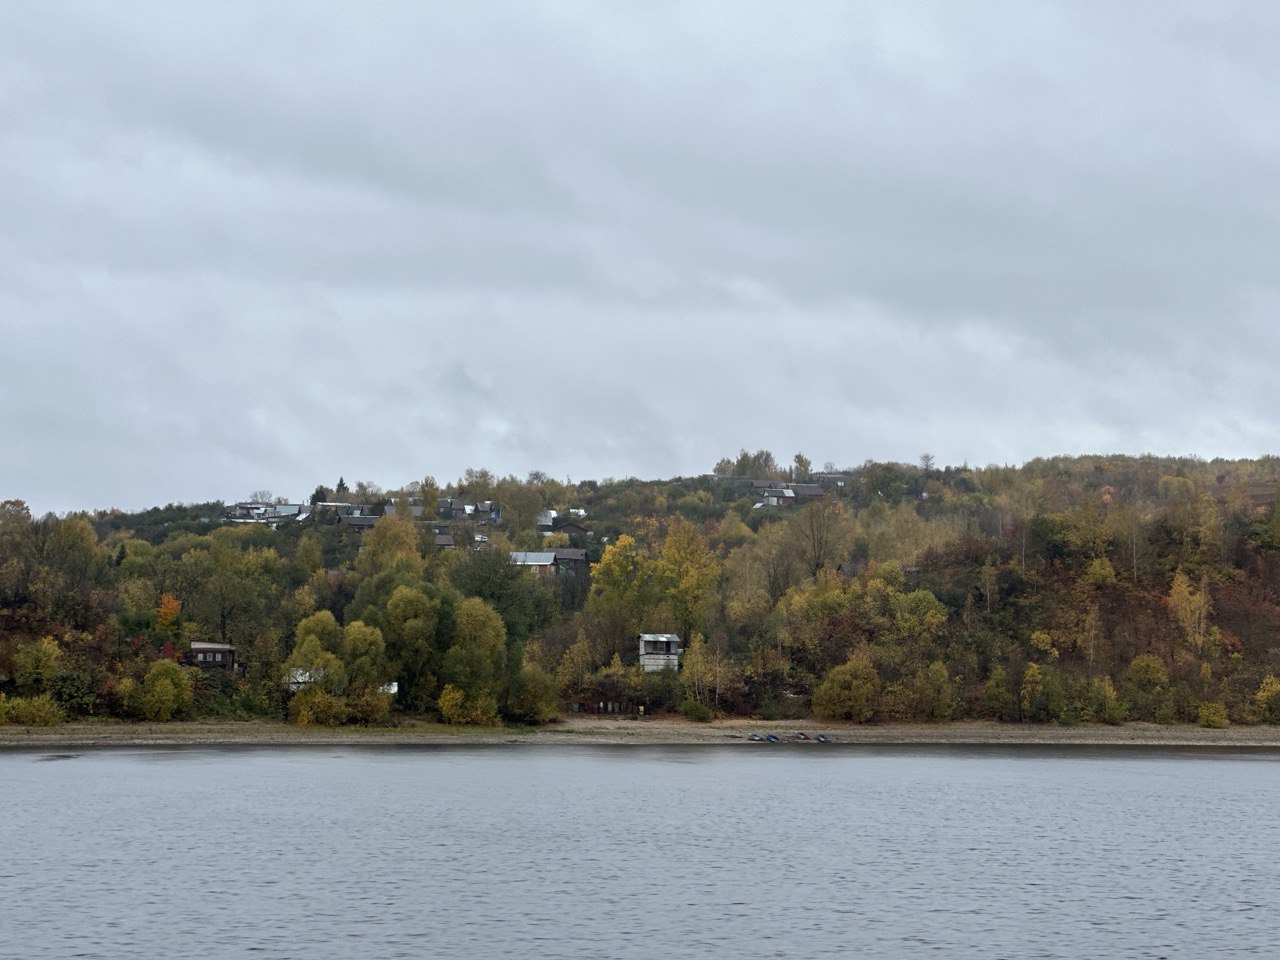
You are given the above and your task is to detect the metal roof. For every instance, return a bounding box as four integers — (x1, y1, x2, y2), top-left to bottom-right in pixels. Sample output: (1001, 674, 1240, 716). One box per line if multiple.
(510, 551, 557, 564)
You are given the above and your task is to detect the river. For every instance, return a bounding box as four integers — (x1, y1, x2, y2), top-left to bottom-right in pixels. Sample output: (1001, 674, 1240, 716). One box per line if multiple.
(2, 745, 1276, 958)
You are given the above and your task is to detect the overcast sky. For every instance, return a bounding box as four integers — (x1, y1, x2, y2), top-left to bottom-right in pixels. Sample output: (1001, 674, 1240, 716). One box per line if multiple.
(4, 2, 1280, 514)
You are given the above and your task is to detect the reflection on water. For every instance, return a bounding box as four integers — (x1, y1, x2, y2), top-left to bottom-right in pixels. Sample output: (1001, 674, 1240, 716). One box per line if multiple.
(3, 745, 1278, 959)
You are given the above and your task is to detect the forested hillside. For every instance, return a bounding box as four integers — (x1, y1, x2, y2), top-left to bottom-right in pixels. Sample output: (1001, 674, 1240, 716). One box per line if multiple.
(4, 452, 1280, 728)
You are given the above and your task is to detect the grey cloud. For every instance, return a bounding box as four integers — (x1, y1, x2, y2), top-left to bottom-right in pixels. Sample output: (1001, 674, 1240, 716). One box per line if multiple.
(3, 2, 1280, 512)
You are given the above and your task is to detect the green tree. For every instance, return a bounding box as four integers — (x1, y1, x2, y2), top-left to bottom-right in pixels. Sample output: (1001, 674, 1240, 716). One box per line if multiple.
(140, 659, 195, 721)
(914, 661, 954, 721)
(13, 637, 62, 695)
(983, 665, 1015, 721)
(812, 652, 880, 722)
(496, 478, 542, 534)
(680, 634, 715, 709)
(294, 535, 324, 579)
(1125, 653, 1170, 722)
(792, 453, 812, 482)
(294, 610, 342, 656)
(384, 585, 445, 711)
(507, 664, 560, 724)
(342, 621, 389, 691)
(286, 632, 348, 695)
(442, 597, 508, 717)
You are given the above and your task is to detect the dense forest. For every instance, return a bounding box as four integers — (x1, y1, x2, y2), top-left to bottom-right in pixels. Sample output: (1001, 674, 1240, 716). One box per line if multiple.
(5, 452, 1280, 729)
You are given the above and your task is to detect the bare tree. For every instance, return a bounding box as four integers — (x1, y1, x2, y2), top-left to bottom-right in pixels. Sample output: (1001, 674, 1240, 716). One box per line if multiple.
(788, 498, 854, 577)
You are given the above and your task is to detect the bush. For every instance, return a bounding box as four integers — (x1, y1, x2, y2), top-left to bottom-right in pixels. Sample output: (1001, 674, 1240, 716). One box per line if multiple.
(507, 666, 560, 725)
(812, 653, 880, 722)
(680, 697, 713, 722)
(53, 669, 100, 718)
(437, 684, 498, 725)
(1090, 676, 1126, 725)
(914, 662, 954, 722)
(289, 688, 349, 726)
(5, 694, 65, 726)
(345, 689, 393, 726)
(140, 659, 195, 721)
(1255, 675, 1280, 723)
(1197, 702, 1229, 729)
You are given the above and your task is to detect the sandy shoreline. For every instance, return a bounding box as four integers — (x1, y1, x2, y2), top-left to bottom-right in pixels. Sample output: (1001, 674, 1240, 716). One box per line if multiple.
(3, 716, 1280, 750)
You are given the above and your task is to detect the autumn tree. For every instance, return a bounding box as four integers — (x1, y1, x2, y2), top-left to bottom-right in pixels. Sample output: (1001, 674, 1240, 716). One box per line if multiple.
(293, 535, 324, 579)
(1124, 653, 1170, 722)
(913, 661, 954, 721)
(155, 593, 182, 636)
(441, 597, 507, 723)
(384, 585, 444, 710)
(356, 513, 423, 577)
(787, 498, 854, 576)
(1254, 675, 1280, 723)
(13, 637, 62, 696)
(587, 535, 660, 655)
(812, 652, 880, 722)
(1019, 663, 1046, 721)
(342, 621, 390, 691)
(496, 477, 542, 534)
(140, 659, 195, 721)
(657, 519, 720, 643)
(1167, 570, 1213, 660)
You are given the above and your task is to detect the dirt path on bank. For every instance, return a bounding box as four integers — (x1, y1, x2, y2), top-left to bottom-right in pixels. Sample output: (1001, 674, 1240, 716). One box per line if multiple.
(3, 716, 1280, 749)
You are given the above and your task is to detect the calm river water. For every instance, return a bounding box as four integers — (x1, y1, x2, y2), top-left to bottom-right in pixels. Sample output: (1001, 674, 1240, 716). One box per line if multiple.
(2, 745, 1277, 959)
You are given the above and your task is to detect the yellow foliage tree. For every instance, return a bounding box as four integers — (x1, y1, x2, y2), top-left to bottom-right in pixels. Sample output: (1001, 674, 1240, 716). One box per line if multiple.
(657, 519, 720, 643)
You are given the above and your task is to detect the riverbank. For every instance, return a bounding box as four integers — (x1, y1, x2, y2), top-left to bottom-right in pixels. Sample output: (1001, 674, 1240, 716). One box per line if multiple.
(3, 715, 1280, 748)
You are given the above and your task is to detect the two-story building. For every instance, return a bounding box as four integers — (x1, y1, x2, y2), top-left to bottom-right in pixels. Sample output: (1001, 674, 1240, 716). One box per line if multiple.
(638, 634, 682, 672)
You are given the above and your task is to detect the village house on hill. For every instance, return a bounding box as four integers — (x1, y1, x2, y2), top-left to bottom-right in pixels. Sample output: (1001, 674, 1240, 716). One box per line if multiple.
(751, 481, 826, 509)
(186, 640, 236, 673)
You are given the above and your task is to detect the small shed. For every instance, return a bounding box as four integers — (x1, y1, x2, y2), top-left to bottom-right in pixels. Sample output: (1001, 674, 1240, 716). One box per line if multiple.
(638, 634, 682, 672)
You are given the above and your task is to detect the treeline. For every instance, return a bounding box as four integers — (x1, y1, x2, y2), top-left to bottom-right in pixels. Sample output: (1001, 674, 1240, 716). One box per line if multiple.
(4, 452, 1280, 728)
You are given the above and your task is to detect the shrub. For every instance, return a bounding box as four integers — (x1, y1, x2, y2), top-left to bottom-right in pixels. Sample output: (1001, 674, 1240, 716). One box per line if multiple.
(437, 684, 498, 726)
(982, 666, 1016, 721)
(1197, 702, 1229, 729)
(914, 662, 954, 722)
(1255, 675, 1280, 723)
(812, 653, 880, 722)
(289, 688, 349, 726)
(1090, 676, 1126, 726)
(5, 694, 65, 726)
(345, 689, 393, 726)
(507, 666, 560, 725)
(140, 659, 196, 721)
(680, 697, 713, 722)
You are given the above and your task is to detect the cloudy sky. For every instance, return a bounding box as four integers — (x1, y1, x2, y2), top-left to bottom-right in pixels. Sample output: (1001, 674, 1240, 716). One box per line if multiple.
(4, 2, 1279, 513)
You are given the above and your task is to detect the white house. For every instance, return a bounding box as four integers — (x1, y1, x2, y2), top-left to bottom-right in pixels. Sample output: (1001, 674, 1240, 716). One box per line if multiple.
(638, 634, 682, 672)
